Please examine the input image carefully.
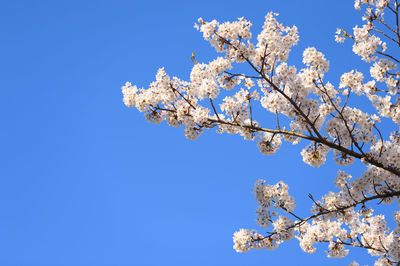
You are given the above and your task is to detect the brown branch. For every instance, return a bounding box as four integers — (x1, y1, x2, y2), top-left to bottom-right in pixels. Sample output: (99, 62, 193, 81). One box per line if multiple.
(376, 51, 400, 64)
(373, 124, 385, 157)
(169, 84, 197, 110)
(371, 28, 400, 44)
(209, 97, 221, 121)
(314, 77, 366, 157)
(320, 239, 386, 254)
(252, 190, 400, 247)
(395, 0, 400, 46)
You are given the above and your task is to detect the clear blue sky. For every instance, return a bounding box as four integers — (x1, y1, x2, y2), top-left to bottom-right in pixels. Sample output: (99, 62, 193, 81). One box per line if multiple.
(0, 0, 389, 265)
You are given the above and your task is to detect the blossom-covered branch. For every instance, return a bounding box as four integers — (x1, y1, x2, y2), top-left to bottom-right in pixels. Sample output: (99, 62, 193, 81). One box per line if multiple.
(122, 0, 400, 264)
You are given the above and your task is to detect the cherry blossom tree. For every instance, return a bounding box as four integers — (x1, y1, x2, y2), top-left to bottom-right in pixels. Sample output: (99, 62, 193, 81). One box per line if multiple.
(122, 0, 400, 265)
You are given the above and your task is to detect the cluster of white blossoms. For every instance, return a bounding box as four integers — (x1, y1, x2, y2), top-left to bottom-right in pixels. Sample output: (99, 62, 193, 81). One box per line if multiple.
(257, 133, 282, 155)
(300, 143, 330, 167)
(302, 47, 330, 75)
(353, 24, 386, 62)
(123, 0, 400, 264)
(233, 180, 296, 252)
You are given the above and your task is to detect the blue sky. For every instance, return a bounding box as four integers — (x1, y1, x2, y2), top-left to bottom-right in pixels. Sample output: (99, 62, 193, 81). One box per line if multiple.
(0, 0, 392, 265)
